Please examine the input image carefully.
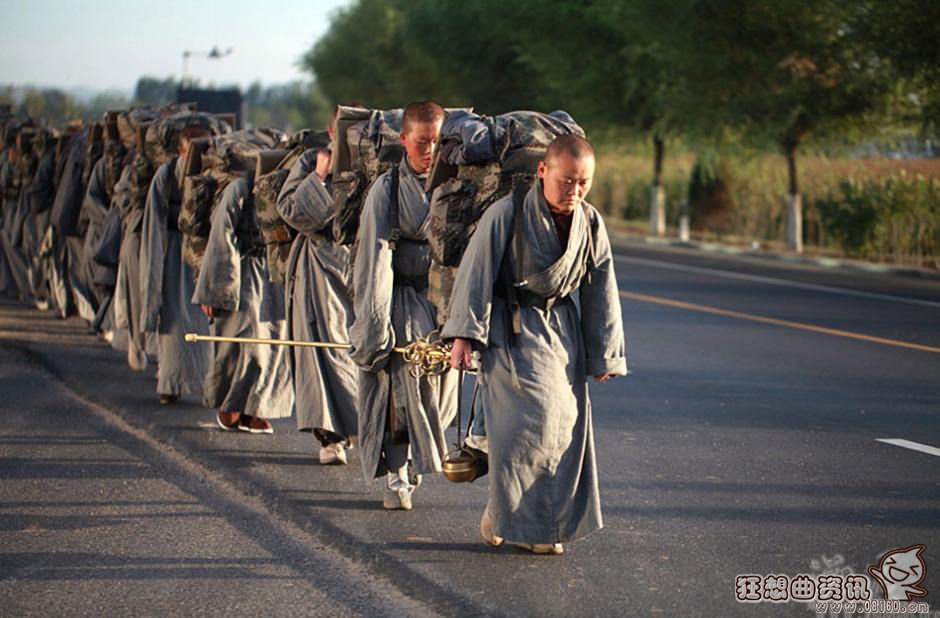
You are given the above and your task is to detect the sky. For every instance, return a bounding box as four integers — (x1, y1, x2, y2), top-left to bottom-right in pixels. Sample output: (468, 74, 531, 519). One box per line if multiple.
(0, 0, 351, 94)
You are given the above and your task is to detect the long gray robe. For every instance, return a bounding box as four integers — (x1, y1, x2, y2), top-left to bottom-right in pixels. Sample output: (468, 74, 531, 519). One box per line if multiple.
(78, 159, 112, 325)
(111, 166, 155, 360)
(192, 177, 293, 418)
(441, 181, 627, 544)
(277, 149, 359, 439)
(140, 157, 211, 397)
(349, 158, 458, 482)
(25, 152, 55, 303)
(51, 132, 96, 322)
(0, 153, 14, 296)
(1, 160, 32, 302)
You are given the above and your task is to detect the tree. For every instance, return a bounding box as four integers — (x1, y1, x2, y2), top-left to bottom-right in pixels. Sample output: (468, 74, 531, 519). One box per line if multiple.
(303, 0, 551, 111)
(667, 0, 893, 252)
(243, 80, 331, 132)
(857, 0, 940, 133)
(511, 0, 692, 233)
(19, 88, 83, 126)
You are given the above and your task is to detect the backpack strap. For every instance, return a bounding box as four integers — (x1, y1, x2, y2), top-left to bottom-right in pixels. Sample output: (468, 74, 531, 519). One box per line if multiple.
(581, 202, 596, 283)
(387, 165, 401, 250)
(506, 178, 529, 335)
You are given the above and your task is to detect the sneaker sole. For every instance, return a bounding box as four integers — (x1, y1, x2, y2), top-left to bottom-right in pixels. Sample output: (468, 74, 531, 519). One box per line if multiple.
(237, 424, 274, 435)
(514, 543, 564, 555)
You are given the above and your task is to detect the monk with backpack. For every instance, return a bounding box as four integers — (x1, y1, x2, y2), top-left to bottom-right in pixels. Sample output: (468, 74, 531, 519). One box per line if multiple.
(348, 101, 459, 510)
(443, 134, 627, 555)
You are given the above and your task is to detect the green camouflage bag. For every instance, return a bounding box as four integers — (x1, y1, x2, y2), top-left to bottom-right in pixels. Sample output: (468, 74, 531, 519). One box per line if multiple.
(330, 106, 404, 245)
(426, 110, 584, 321)
(178, 129, 286, 272)
(253, 130, 330, 284)
(101, 112, 126, 199)
(82, 122, 104, 188)
(144, 111, 227, 170)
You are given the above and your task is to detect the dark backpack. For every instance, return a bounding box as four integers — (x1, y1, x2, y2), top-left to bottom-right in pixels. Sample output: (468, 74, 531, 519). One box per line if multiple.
(425, 110, 585, 321)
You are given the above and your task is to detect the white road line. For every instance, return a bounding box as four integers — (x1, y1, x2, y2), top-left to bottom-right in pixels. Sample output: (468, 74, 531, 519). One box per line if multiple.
(614, 254, 940, 309)
(875, 439, 940, 457)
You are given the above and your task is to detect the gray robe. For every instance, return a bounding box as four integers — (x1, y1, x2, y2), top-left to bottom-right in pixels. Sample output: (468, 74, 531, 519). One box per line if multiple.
(140, 158, 212, 397)
(349, 159, 458, 482)
(441, 181, 627, 544)
(111, 166, 156, 359)
(192, 177, 293, 418)
(277, 149, 358, 439)
(78, 159, 112, 322)
(1, 161, 32, 302)
(25, 152, 55, 302)
(0, 154, 14, 296)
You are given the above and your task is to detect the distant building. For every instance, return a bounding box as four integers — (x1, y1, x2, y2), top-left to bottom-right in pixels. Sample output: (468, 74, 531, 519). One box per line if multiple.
(177, 87, 243, 128)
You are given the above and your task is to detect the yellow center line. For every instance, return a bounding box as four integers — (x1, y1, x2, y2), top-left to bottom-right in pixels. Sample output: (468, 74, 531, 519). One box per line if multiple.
(619, 290, 940, 354)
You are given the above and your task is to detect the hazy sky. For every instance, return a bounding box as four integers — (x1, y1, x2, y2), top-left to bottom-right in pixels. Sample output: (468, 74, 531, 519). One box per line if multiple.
(0, 0, 351, 92)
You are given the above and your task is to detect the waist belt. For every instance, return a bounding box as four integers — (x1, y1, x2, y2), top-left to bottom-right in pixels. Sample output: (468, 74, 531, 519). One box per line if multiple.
(394, 272, 429, 290)
(495, 285, 571, 311)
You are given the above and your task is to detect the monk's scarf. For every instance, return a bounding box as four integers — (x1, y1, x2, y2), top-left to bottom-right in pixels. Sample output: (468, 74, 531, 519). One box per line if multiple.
(514, 183, 593, 301)
(502, 182, 595, 387)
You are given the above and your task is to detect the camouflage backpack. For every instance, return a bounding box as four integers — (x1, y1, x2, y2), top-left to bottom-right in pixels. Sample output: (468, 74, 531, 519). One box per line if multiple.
(178, 128, 286, 272)
(253, 129, 330, 285)
(330, 106, 405, 245)
(110, 106, 185, 233)
(101, 112, 127, 200)
(425, 110, 584, 323)
(144, 110, 228, 170)
(82, 122, 104, 188)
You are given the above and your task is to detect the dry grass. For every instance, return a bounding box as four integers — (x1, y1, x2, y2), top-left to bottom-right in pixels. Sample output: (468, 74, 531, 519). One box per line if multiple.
(591, 148, 940, 267)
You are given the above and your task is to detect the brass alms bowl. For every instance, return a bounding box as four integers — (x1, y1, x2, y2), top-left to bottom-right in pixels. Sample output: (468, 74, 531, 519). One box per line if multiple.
(442, 449, 478, 483)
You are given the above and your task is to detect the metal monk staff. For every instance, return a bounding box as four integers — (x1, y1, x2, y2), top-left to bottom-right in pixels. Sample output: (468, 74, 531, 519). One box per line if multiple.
(184, 330, 452, 379)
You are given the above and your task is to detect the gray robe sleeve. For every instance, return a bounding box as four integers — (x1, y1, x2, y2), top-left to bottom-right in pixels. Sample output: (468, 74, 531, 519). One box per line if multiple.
(439, 198, 514, 347)
(579, 207, 628, 377)
(81, 159, 109, 227)
(192, 180, 244, 311)
(139, 160, 174, 333)
(276, 149, 332, 236)
(348, 172, 396, 371)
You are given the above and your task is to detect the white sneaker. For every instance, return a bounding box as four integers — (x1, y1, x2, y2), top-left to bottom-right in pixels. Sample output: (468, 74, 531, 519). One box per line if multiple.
(383, 487, 413, 511)
(127, 346, 147, 371)
(34, 300, 49, 311)
(101, 329, 114, 344)
(319, 442, 347, 465)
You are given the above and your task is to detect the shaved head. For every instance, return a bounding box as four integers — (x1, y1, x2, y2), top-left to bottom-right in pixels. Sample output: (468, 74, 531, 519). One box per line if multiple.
(400, 100, 444, 174)
(544, 134, 594, 166)
(402, 100, 445, 134)
(538, 134, 596, 213)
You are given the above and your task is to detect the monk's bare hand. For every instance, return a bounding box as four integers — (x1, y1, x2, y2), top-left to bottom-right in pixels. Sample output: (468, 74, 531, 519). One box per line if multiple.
(200, 304, 214, 319)
(450, 337, 473, 370)
(593, 373, 613, 383)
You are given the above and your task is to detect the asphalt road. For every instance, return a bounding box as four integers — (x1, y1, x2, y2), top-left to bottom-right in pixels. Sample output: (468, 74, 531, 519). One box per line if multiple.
(1, 238, 937, 617)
